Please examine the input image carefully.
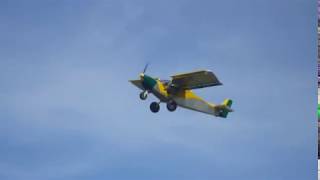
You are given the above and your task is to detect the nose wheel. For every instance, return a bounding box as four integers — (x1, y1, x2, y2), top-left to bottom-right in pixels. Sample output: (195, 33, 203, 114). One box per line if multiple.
(139, 91, 148, 100)
(166, 100, 177, 112)
(150, 102, 160, 113)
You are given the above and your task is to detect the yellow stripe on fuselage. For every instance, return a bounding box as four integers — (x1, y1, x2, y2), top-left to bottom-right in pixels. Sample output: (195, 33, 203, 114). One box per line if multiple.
(176, 90, 202, 101)
(156, 80, 168, 97)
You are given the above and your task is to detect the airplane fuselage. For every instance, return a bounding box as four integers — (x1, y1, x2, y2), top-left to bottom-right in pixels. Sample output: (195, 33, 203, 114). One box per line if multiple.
(142, 75, 219, 116)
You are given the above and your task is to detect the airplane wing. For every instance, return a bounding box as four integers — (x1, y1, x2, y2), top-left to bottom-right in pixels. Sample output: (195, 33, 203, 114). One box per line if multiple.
(129, 80, 144, 90)
(170, 70, 222, 90)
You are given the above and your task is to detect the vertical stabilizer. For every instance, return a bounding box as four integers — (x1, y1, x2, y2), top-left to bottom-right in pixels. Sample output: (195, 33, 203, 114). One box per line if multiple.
(218, 99, 233, 118)
(223, 99, 232, 107)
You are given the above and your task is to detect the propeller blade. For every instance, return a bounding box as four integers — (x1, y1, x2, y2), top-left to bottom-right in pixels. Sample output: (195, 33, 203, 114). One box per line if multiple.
(143, 63, 149, 74)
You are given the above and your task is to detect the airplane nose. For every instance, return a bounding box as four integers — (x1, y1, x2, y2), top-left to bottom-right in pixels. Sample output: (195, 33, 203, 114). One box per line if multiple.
(140, 73, 144, 79)
(141, 74, 157, 90)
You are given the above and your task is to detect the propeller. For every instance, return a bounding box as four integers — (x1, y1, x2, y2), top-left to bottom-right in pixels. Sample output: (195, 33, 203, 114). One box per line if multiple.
(143, 63, 149, 74)
(140, 63, 149, 79)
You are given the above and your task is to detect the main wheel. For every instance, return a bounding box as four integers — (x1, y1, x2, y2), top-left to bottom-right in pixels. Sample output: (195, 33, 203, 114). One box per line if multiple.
(150, 102, 160, 113)
(139, 91, 147, 100)
(166, 100, 177, 112)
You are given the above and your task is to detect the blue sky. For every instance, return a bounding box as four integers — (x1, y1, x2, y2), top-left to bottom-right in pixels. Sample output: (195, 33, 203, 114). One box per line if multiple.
(0, 0, 317, 179)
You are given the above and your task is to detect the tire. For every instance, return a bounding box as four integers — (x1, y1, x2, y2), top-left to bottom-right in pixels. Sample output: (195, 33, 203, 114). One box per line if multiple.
(150, 102, 160, 113)
(139, 91, 147, 100)
(166, 100, 177, 112)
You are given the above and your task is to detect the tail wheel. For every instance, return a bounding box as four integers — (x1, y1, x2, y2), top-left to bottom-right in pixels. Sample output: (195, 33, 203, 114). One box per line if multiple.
(166, 100, 177, 112)
(139, 91, 147, 100)
(150, 102, 160, 113)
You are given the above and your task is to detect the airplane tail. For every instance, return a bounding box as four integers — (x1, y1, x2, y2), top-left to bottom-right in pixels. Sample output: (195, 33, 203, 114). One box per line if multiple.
(217, 99, 233, 118)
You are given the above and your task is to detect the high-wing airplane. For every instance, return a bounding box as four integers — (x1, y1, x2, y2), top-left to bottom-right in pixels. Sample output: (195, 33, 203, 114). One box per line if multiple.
(129, 65, 233, 118)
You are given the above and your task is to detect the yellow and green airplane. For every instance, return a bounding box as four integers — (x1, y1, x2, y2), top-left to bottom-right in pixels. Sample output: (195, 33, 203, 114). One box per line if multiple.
(129, 65, 233, 118)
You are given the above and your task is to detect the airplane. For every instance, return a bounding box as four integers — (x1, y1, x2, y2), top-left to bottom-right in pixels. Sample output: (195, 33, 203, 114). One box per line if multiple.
(129, 65, 233, 118)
